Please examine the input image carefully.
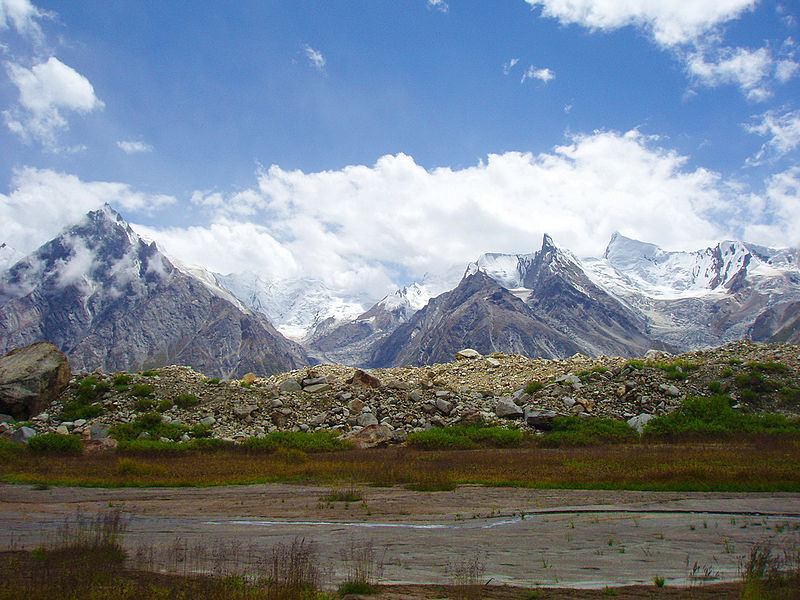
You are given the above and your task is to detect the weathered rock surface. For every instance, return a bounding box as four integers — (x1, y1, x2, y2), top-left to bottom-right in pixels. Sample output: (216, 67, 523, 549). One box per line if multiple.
(0, 342, 71, 419)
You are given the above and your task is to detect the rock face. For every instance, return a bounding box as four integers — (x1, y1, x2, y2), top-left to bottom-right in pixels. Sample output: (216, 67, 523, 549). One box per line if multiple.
(368, 271, 583, 367)
(0, 342, 71, 419)
(0, 206, 308, 378)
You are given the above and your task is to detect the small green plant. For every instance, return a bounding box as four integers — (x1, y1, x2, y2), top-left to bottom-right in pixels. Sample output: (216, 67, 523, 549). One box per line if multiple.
(130, 384, 154, 398)
(27, 433, 83, 454)
(539, 417, 638, 447)
(205, 378, 221, 385)
(175, 393, 200, 408)
(626, 359, 646, 370)
(659, 360, 698, 380)
(189, 423, 213, 438)
(242, 430, 351, 452)
(61, 376, 107, 420)
(156, 399, 174, 412)
(524, 381, 545, 395)
(653, 576, 665, 588)
(140, 370, 159, 377)
(112, 374, 132, 386)
(134, 398, 155, 411)
(708, 381, 723, 393)
(407, 424, 525, 450)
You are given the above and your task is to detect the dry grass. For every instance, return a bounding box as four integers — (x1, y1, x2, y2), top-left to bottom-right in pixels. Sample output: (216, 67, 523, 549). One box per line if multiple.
(1, 440, 800, 491)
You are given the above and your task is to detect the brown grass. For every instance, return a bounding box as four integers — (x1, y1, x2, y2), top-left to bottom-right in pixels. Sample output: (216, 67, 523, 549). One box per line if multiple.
(2, 440, 800, 491)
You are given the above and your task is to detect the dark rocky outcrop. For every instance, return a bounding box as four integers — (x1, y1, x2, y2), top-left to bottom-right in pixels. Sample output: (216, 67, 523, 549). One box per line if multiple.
(0, 342, 71, 419)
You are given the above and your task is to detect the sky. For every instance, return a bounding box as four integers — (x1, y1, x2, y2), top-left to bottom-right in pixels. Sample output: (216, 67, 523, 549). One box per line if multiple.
(1, 0, 799, 301)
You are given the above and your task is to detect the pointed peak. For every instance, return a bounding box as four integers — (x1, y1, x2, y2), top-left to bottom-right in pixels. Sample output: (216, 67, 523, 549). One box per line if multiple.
(541, 233, 556, 250)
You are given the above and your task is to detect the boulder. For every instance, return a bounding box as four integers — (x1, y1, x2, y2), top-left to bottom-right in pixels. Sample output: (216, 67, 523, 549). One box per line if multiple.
(352, 369, 381, 388)
(627, 413, 655, 434)
(12, 426, 36, 444)
(495, 397, 523, 419)
(455, 348, 482, 360)
(241, 372, 257, 386)
(485, 357, 501, 368)
(303, 383, 331, 394)
(524, 408, 557, 430)
(233, 404, 256, 418)
(357, 412, 379, 427)
(346, 424, 393, 449)
(435, 398, 454, 416)
(83, 437, 118, 453)
(0, 342, 71, 420)
(279, 379, 302, 393)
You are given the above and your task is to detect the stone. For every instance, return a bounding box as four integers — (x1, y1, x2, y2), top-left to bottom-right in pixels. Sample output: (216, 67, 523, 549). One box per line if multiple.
(303, 383, 331, 394)
(12, 426, 36, 443)
(386, 379, 409, 390)
(83, 437, 117, 453)
(523, 408, 557, 430)
(485, 357, 501, 368)
(73, 419, 87, 428)
(89, 423, 109, 439)
(0, 413, 14, 423)
(495, 397, 524, 419)
(348, 399, 365, 415)
(352, 369, 381, 388)
(435, 398, 454, 415)
(0, 342, 71, 420)
(408, 390, 424, 403)
(241, 372, 257, 385)
(346, 424, 393, 449)
(562, 396, 576, 408)
(455, 348, 482, 360)
(55, 425, 69, 435)
(434, 390, 451, 398)
(279, 379, 302, 393)
(270, 399, 284, 408)
(627, 413, 655, 434)
(664, 385, 681, 397)
(357, 412, 378, 427)
(233, 404, 256, 418)
(200, 416, 216, 426)
(302, 376, 328, 387)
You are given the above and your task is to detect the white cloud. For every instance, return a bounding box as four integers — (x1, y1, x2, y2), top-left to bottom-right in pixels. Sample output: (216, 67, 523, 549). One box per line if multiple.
(427, 0, 449, 13)
(685, 45, 775, 101)
(117, 140, 153, 154)
(521, 65, 555, 84)
(743, 167, 800, 248)
(503, 58, 520, 75)
(524, 0, 756, 47)
(744, 108, 800, 164)
(3, 56, 103, 147)
(775, 59, 799, 82)
(302, 43, 326, 71)
(0, 0, 47, 41)
(0, 167, 176, 254)
(166, 130, 746, 299)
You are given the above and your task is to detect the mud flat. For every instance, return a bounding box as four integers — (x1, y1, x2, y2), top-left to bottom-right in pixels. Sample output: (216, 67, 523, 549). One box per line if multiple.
(2, 482, 799, 588)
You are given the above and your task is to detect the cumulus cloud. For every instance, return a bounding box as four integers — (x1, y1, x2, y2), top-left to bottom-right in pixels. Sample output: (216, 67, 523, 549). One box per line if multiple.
(524, 0, 756, 48)
(117, 140, 153, 154)
(743, 167, 800, 248)
(302, 43, 326, 71)
(427, 0, 449, 13)
(0, 167, 176, 254)
(521, 65, 555, 84)
(523, 0, 799, 100)
(3, 56, 103, 148)
(158, 130, 749, 300)
(0, 0, 47, 41)
(744, 108, 800, 164)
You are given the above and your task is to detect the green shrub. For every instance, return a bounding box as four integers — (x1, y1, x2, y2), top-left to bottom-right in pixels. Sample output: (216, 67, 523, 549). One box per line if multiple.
(189, 423, 213, 438)
(130, 384, 154, 398)
(205, 378, 221, 385)
(539, 417, 638, 447)
(109, 412, 187, 442)
(524, 381, 545, 395)
(658, 360, 698, 381)
(242, 430, 351, 452)
(408, 425, 524, 450)
(28, 433, 83, 454)
(112, 374, 132, 386)
(626, 359, 646, 370)
(134, 398, 155, 411)
(0, 438, 24, 459)
(62, 376, 108, 420)
(175, 393, 200, 408)
(60, 401, 104, 421)
(140, 370, 159, 377)
(747, 361, 790, 374)
(156, 399, 174, 412)
(643, 395, 800, 439)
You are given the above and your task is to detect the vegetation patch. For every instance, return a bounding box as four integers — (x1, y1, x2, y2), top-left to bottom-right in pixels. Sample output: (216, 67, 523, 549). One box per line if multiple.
(60, 376, 106, 421)
(241, 431, 352, 453)
(175, 393, 200, 408)
(27, 433, 83, 454)
(539, 417, 638, 447)
(407, 425, 525, 450)
(643, 395, 800, 439)
(658, 360, 699, 381)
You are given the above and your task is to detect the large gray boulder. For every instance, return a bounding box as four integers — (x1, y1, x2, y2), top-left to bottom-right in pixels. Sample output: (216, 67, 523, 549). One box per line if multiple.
(0, 342, 71, 420)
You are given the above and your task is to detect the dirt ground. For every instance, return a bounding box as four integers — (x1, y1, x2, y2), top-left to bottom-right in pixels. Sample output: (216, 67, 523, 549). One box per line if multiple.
(2, 482, 799, 594)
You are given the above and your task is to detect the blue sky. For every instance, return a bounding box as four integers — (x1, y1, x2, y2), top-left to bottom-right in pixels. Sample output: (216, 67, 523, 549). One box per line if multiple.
(1, 0, 799, 300)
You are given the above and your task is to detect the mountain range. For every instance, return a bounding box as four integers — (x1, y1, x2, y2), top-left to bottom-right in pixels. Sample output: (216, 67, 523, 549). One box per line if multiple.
(1, 206, 798, 374)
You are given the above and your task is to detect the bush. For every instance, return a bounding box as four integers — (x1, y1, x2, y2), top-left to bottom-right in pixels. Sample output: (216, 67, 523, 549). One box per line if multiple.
(189, 423, 213, 438)
(134, 398, 155, 411)
(156, 399, 174, 412)
(407, 425, 524, 450)
(643, 395, 800, 439)
(205, 378, 221, 386)
(175, 393, 200, 408)
(539, 417, 638, 447)
(658, 360, 698, 381)
(112, 374, 132, 386)
(242, 430, 351, 452)
(140, 370, 159, 377)
(28, 433, 83, 454)
(524, 381, 545, 395)
(61, 376, 107, 420)
(130, 384, 154, 398)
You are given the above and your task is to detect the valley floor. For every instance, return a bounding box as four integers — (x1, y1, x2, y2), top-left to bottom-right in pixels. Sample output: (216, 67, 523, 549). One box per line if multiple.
(3, 482, 799, 591)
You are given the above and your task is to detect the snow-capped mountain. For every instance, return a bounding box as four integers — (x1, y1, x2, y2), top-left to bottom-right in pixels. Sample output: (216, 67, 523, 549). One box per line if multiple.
(0, 206, 308, 377)
(0, 243, 24, 273)
(215, 273, 368, 340)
